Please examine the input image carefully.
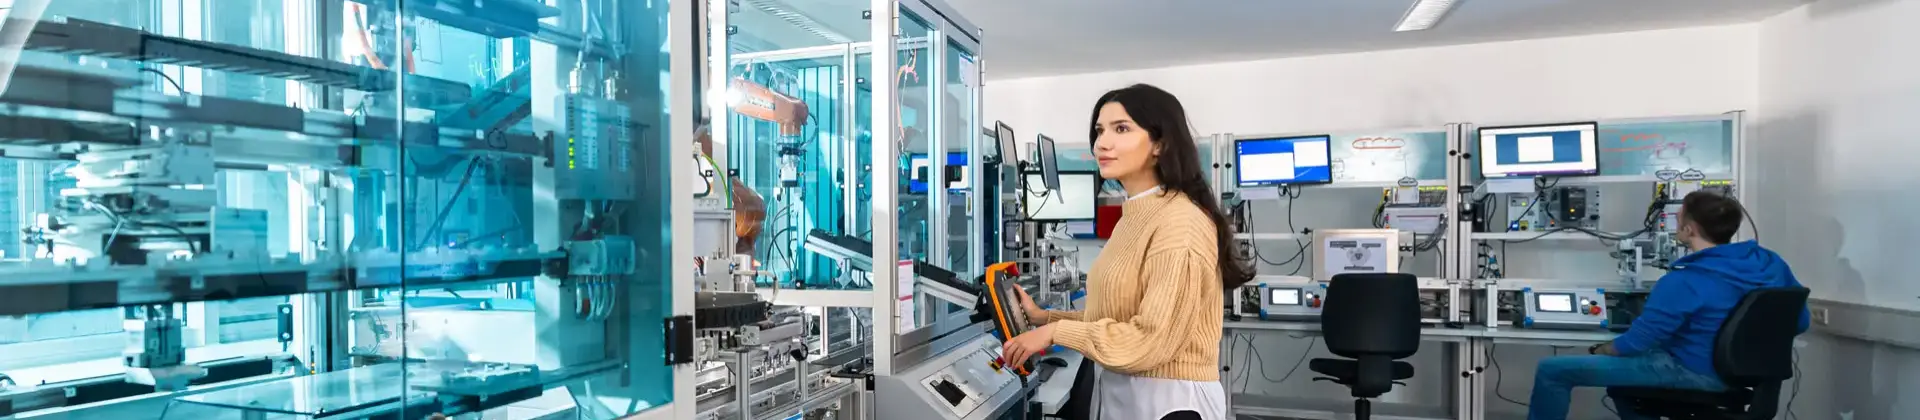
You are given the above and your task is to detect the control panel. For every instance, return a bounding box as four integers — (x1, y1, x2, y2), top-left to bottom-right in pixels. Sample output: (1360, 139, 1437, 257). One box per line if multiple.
(1242, 278, 1328, 321)
(1521, 287, 1609, 329)
(876, 335, 1024, 420)
(921, 349, 1015, 417)
(557, 95, 636, 200)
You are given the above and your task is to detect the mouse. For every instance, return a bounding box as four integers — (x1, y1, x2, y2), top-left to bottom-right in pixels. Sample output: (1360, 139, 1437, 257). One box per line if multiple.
(1038, 358, 1070, 368)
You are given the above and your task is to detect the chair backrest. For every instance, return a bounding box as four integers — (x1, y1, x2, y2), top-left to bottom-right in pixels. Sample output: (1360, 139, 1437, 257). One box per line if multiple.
(1321, 273, 1421, 360)
(1713, 286, 1808, 385)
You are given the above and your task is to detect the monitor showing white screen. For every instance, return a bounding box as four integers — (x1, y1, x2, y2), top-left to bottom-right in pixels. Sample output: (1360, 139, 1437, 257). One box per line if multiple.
(1479, 123, 1600, 178)
(1236, 135, 1334, 187)
(1023, 172, 1096, 221)
(1268, 288, 1302, 306)
(1535, 293, 1576, 313)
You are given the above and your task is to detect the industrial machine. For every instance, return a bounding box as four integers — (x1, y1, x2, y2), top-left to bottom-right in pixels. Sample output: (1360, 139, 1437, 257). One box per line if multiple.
(1519, 287, 1612, 329)
(1379, 185, 1448, 235)
(0, 0, 729, 418)
(1236, 275, 1328, 321)
(1312, 229, 1412, 280)
(1502, 185, 1601, 232)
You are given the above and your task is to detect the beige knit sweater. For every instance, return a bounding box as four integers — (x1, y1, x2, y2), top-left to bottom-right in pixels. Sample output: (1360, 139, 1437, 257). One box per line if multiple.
(1048, 190, 1223, 382)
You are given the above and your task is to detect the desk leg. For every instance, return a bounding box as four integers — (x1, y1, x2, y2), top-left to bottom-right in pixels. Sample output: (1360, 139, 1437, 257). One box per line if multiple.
(1467, 339, 1489, 420)
(1220, 334, 1234, 419)
(1451, 340, 1473, 420)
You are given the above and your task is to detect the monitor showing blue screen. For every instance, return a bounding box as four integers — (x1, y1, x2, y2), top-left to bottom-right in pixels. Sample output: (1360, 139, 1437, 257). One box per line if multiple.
(1235, 135, 1334, 187)
(1478, 123, 1599, 178)
(909, 152, 969, 193)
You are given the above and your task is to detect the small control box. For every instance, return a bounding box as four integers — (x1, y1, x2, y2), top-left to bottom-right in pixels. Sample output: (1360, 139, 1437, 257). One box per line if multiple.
(1521, 287, 1609, 329)
(1245, 279, 1328, 321)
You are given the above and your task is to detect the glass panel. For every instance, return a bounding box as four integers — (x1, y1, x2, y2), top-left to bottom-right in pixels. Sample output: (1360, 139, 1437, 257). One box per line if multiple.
(944, 42, 979, 277)
(0, 0, 673, 417)
(1331, 131, 1450, 183)
(895, 11, 935, 274)
(394, 0, 676, 415)
(1596, 120, 1734, 176)
(0, 0, 316, 396)
(1469, 119, 1732, 179)
(724, 0, 868, 291)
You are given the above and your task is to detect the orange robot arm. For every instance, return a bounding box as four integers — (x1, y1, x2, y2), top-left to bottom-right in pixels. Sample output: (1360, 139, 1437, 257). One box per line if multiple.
(697, 125, 768, 254)
(729, 77, 810, 136)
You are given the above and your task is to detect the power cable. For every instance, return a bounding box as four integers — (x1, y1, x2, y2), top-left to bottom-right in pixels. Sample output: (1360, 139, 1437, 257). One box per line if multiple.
(1486, 343, 1528, 407)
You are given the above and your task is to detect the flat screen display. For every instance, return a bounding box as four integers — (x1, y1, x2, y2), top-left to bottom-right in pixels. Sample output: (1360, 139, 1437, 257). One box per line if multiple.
(1268, 288, 1302, 306)
(1479, 122, 1600, 178)
(1024, 172, 1097, 221)
(995, 121, 1019, 167)
(1236, 135, 1334, 187)
(1037, 134, 1061, 192)
(1535, 293, 1576, 313)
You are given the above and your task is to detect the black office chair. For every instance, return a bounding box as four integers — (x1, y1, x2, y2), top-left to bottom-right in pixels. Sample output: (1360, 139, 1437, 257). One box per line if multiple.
(1309, 273, 1421, 420)
(1612, 286, 1808, 419)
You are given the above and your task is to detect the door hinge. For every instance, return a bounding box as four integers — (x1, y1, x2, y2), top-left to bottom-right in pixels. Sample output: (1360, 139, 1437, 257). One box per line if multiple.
(665, 315, 695, 365)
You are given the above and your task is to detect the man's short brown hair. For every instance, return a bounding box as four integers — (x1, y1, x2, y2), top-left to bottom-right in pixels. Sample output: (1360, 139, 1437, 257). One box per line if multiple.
(1680, 191, 1744, 244)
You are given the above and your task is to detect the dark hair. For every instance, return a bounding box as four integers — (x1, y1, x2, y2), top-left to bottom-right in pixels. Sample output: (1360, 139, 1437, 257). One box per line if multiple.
(1090, 84, 1255, 290)
(1680, 191, 1743, 244)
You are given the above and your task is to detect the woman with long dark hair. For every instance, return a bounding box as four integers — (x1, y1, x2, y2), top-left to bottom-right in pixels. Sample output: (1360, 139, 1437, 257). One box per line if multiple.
(1000, 84, 1253, 420)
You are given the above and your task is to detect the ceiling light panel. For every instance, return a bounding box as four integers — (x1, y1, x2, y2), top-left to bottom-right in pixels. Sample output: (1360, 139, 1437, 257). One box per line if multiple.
(1395, 0, 1459, 32)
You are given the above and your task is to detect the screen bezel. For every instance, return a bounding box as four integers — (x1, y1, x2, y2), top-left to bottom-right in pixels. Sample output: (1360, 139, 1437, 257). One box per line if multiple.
(1022, 170, 1098, 222)
(1477, 122, 1601, 178)
(1268, 288, 1303, 306)
(994, 121, 1019, 167)
(1534, 293, 1578, 313)
(1234, 134, 1335, 187)
(1037, 134, 1061, 192)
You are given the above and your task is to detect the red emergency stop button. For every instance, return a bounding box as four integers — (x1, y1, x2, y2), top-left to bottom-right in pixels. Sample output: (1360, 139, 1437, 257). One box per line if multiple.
(1589, 306, 1603, 316)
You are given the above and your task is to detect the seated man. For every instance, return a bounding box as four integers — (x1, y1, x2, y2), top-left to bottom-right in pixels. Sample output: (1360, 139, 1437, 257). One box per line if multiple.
(1526, 191, 1809, 420)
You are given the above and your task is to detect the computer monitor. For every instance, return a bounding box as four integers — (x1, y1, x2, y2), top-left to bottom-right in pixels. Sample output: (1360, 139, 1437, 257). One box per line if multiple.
(1023, 171, 1096, 221)
(1235, 135, 1334, 187)
(994, 121, 1019, 167)
(1036, 134, 1061, 192)
(1478, 122, 1600, 178)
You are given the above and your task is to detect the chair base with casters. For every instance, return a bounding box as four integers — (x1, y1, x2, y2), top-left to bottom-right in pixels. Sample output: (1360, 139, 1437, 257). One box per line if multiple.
(1611, 381, 1780, 420)
(1308, 357, 1415, 419)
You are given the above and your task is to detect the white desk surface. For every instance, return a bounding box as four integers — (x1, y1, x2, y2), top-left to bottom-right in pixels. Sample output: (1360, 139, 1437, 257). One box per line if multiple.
(1029, 349, 1084, 415)
(1223, 320, 1619, 345)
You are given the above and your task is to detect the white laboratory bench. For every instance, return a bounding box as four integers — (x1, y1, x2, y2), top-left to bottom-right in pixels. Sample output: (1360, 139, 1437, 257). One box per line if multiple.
(1222, 319, 1619, 420)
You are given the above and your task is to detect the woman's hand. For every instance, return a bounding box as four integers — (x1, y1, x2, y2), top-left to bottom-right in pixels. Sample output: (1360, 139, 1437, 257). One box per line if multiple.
(1000, 323, 1057, 369)
(1013, 285, 1050, 324)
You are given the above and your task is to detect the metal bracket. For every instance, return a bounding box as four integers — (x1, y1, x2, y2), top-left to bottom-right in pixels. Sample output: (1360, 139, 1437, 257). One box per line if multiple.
(665, 315, 695, 365)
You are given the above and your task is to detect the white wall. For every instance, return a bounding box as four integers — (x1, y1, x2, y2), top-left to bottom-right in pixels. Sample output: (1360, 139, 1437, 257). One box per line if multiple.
(986, 25, 1758, 150)
(1754, 0, 1920, 311)
(1755, 0, 1920, 418)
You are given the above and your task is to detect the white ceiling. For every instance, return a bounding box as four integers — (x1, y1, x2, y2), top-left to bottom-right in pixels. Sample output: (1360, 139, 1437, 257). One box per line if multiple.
(947, 0, 1808, 80)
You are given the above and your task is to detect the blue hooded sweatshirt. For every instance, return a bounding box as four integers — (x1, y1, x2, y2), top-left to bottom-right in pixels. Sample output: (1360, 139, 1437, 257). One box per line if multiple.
(1610, 240, 1811, 377)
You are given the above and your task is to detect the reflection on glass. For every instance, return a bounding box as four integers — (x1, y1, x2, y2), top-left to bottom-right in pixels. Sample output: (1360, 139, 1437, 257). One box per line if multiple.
(0, 0, 674, 417)
(945, 42, 978, 277)
(895, 11, 934, 273)
(724, 0, 872, 291)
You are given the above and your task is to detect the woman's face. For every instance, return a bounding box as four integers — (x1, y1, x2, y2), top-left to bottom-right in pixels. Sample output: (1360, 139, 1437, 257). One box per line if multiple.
(1092, 102, 1158, 182)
